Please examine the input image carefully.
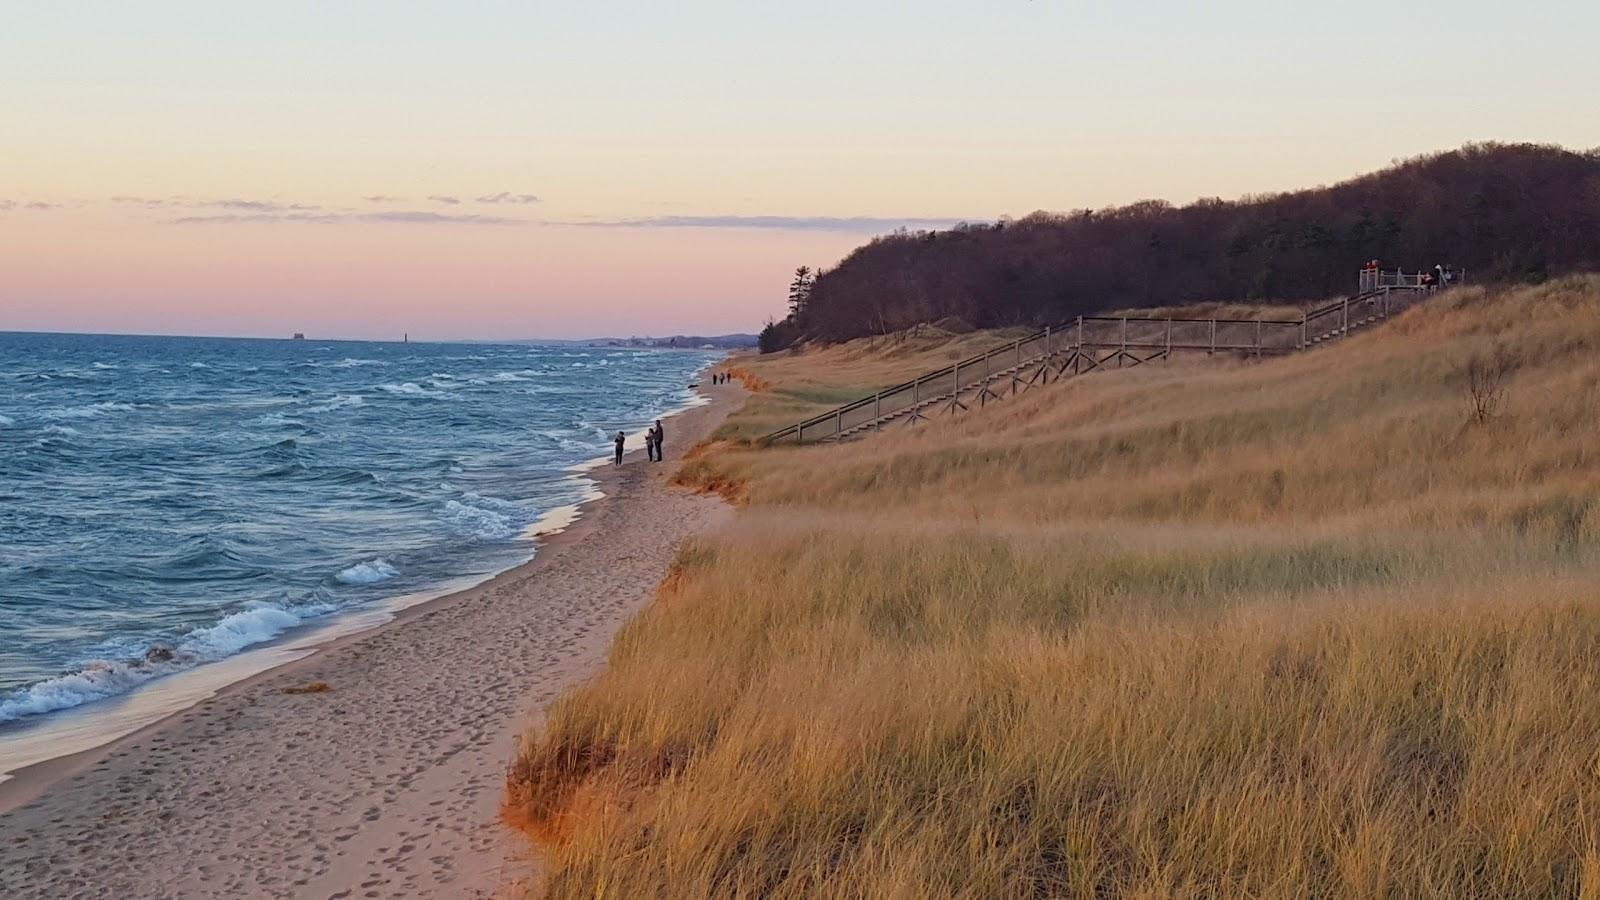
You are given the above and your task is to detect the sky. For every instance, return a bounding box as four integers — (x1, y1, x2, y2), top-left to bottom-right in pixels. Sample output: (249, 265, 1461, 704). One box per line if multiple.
(2, 1, 1598, 341)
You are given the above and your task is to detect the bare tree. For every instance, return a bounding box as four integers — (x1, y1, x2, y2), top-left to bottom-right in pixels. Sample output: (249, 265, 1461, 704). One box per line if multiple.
(1459, 347, 1515, 425)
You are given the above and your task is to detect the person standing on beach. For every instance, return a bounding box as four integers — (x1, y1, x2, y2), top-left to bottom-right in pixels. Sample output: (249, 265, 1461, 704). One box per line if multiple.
(614, 431, 625, 466)
(652, 419, 664, 460)
(644, 425, 657, 462)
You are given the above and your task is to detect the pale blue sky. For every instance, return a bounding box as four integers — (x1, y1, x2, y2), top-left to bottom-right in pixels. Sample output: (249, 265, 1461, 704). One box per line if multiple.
(2, 1, 1597, 338)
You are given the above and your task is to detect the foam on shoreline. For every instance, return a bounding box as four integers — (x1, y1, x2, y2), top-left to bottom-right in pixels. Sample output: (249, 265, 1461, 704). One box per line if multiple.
(0, 373, 719, 788)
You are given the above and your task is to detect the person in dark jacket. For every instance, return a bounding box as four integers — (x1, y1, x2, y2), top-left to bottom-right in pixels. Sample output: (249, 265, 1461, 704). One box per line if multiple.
(613, 431, 625, 466)
(652, 420, 664, 460)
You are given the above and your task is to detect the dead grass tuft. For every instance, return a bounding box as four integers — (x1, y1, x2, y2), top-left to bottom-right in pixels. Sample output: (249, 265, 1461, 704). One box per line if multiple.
(281, 681, 332, 695)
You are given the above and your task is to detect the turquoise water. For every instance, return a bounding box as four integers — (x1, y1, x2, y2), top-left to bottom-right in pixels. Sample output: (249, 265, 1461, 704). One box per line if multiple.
(0, 332, 713, 723)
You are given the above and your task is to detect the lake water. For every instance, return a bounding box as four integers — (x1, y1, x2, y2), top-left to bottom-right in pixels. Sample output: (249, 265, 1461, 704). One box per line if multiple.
(0, 332, 714, 725)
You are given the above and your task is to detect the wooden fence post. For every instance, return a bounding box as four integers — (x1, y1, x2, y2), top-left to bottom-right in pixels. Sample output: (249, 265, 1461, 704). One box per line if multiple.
(1209, 319, 1216, 356)
(1120, 316, 1128, 367)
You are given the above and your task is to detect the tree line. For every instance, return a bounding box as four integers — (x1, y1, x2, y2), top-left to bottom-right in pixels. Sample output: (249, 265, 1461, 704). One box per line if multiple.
(761, 143, 1600, 350)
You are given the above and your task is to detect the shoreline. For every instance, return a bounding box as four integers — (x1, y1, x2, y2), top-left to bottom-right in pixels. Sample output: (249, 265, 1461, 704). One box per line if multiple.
(0, 378, 714, 803)
(0, 377, 743, 898)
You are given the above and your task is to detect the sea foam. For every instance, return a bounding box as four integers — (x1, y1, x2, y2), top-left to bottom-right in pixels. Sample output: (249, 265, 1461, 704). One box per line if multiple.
(335, 558, 400, 585)
(379, 382, 447, 398)
(443, 494, 531, 540)
(44, 401, 137, 420)
(0, 599, 337, 723)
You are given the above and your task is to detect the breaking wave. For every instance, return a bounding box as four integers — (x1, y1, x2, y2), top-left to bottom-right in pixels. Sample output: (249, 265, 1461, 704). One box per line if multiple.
(334, 558, 400, 585)
(0, 599, 338, 724)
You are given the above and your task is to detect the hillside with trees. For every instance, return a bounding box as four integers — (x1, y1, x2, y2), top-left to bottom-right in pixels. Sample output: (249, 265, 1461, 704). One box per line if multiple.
(763, 143, 1600, 349)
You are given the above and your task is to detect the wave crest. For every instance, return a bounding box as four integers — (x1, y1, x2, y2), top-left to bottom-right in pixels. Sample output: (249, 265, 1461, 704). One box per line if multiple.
(334, 558, 400, 585)
(0, 599, 337, 723)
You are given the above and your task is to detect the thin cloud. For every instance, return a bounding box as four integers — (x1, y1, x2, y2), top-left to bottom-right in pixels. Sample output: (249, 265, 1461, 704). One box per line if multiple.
(364, 195, 400, 203)
(428, 195, 461, 205)
(213, 199, 322, 212)
(475, 192, 541, 204)
(1, 200, 59, 211)
(111, 196, 320, 212)
(170, 210, 522, 226)
(553, 214, 981, 233)
(25, 202, 58, 211)
(362, 210, 518, 224)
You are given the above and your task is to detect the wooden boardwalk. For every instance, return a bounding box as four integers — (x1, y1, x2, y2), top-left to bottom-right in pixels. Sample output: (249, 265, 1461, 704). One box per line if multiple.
(763, 273, 1447, 446)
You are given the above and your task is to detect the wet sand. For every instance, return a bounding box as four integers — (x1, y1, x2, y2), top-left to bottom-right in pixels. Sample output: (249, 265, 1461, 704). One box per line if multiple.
(0, 379, 743, 898)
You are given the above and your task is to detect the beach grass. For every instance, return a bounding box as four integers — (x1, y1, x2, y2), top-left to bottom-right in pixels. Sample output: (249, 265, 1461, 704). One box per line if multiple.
(511, 277, 1600, 897)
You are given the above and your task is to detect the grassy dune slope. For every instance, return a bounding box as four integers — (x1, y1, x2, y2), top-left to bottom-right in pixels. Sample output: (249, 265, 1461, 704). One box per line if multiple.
(512, 278, 1600, 898)
(714, 326, 1035, 442)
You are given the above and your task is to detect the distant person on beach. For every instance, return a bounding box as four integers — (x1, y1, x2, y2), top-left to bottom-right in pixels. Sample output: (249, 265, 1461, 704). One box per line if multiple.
(645, 425, 658, 462)
(652, 420, 664, 460)
(613, 431, 625, 466)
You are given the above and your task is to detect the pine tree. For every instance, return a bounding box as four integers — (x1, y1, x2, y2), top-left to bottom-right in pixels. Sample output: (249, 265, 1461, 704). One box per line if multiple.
(787, 266, 814, 320)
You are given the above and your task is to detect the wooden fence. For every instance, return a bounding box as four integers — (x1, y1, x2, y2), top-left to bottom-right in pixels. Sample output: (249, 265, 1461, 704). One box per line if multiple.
(762, 276, 1446, 446)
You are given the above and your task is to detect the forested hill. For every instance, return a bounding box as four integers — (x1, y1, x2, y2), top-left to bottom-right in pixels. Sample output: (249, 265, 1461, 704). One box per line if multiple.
(772, 143, 1600, 348)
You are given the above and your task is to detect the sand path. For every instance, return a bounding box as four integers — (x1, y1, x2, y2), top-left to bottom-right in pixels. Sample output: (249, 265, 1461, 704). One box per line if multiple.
(0, 382, 741, 898)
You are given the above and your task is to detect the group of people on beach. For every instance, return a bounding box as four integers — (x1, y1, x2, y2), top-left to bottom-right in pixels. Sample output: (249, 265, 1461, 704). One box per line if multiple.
(710, 371, 731, 385)
(612, 419, 665, 466)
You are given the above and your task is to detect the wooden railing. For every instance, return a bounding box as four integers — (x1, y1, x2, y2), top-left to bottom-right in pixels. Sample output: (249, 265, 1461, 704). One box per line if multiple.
(762, 279, 1446, 446)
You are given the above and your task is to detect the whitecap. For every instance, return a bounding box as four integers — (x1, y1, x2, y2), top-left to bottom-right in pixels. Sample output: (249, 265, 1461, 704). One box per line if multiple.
(335, 558, 400, 585)
(175, 600, 337, 658)
(443, 494, 528, 540)
(332, 358, 387, 368)
(0, 600, 337, 724)
(0, 659, 167, 722)
(378, 382, 447, 398)
(43, 424, 79, 436)
(306, 394, 365, 414)
(91, 362, 118, 370)
(0, 414, 13, 426)
(43, 401, 137, 420)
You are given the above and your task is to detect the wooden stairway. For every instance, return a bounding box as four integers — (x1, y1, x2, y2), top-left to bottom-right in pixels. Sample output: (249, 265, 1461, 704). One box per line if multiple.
(763, 276, 1445, 446)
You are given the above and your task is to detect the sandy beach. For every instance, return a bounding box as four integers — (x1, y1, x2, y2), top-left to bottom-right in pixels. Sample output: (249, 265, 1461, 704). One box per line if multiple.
(0, 379, 742, 898)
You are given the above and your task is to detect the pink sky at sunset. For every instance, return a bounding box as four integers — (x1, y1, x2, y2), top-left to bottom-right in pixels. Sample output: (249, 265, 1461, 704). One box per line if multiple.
(3, 1, 1598, 340)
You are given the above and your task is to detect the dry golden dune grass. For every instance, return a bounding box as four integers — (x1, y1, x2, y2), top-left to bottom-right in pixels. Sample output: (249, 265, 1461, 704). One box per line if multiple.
(511, 277, 1600, 898)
